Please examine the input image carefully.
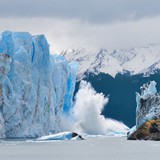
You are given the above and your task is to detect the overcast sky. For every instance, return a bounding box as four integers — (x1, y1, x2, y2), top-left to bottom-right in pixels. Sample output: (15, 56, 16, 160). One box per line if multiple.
(1, 0, 160, 53)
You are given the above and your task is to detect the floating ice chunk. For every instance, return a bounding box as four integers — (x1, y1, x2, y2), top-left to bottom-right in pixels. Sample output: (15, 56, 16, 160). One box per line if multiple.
(37, 131, 83, 141)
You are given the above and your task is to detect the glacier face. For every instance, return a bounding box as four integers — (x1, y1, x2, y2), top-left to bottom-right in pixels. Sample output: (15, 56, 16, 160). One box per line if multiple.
(136, 81, 160, 128)
(62, 45, 160, 80)
(127, 81, 160, 139)
(0, 31, 77, 138)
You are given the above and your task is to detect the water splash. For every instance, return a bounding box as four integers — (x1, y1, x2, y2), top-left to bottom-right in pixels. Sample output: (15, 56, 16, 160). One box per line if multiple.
(71, 80, 129, 135)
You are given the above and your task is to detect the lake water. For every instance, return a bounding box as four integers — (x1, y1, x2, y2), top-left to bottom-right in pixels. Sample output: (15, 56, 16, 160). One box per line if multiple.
(0, 137, 159, 160)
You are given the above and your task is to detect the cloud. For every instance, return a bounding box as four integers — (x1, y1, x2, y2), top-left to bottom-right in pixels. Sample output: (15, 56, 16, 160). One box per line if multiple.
(0, 0, 160, 23)
(1, 16, 160, 53)
(1, 1, 160, 53)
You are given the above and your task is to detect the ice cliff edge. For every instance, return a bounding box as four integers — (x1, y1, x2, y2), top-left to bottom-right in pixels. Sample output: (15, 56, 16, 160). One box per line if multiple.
(128, 81, 160, 140)
(0, 31, 77, 138)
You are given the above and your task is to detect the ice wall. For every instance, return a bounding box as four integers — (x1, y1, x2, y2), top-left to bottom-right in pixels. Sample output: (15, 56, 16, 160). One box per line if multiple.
(0, 31, 77, 138)
(136, 81, 160, 128)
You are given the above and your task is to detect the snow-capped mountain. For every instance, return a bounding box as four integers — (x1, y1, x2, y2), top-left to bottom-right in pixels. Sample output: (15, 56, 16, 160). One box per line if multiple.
(62, 44, 160, 80)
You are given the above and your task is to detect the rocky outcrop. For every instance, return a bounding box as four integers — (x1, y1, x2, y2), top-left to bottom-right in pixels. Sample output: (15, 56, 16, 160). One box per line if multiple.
(128, 119, 160, 140)
(128, 81, 160, 140)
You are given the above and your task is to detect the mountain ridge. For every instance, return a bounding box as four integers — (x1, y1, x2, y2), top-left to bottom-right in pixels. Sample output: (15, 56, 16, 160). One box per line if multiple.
(62, 43, 160, 80)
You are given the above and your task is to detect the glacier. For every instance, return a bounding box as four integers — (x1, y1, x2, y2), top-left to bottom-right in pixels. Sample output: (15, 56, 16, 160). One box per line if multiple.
(136, 81, 160, 128)
(0, 31, 77, 138)
(127, 81, 160, 140)
(128, 81, 160, 136)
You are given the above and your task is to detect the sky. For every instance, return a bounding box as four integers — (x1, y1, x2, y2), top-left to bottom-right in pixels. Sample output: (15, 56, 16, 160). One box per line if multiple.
(1, 0, 160, 53)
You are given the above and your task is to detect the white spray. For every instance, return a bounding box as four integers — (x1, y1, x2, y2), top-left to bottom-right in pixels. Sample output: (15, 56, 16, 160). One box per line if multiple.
(61, 80, 129, 135)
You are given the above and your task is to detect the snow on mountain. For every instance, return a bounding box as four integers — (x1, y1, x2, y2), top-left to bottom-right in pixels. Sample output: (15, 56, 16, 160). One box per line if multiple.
(0, 31, 77, 138)
(62, 44, 160, 80)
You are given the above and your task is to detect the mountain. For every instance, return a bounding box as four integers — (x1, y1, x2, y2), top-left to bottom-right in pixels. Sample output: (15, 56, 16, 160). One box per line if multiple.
(0, 31, 77, 138)
(62, 45, 160, 127)
(62, 44, 160, 80)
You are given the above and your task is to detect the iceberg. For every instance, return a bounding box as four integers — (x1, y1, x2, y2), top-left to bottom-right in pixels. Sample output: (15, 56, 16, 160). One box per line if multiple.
(0, 31, 77, 138)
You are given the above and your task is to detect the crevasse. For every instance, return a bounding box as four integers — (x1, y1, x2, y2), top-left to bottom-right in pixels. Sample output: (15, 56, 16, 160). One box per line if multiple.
(0, 31, 77, 138)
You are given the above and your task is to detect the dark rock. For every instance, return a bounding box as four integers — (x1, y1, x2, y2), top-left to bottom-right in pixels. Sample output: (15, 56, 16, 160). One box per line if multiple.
(128, 119, 160, 140)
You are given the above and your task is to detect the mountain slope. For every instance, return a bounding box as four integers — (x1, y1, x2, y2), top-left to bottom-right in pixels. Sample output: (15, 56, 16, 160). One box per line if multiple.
(62, 44, 160, 80)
